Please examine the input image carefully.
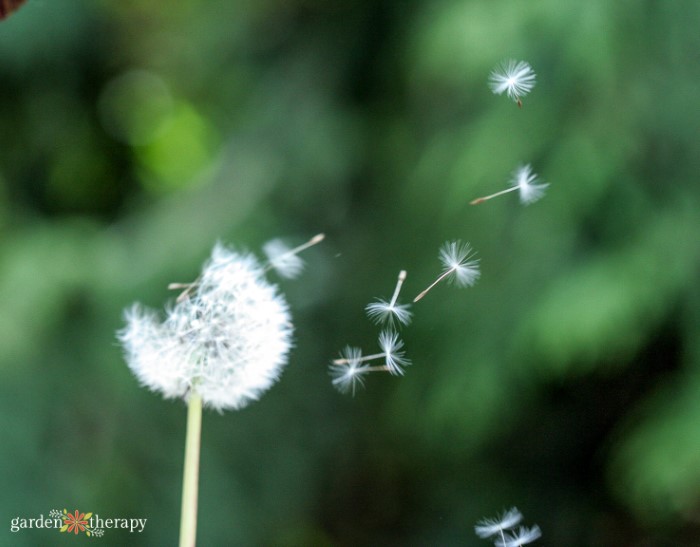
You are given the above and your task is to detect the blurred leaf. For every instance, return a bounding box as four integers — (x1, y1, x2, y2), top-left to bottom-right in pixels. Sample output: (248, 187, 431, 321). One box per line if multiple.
(521, 201, 700, 375)
(610, 371, 700, 521)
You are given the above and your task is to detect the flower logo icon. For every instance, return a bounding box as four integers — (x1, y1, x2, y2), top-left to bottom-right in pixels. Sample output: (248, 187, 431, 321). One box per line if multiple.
(60, 509, 93, 536)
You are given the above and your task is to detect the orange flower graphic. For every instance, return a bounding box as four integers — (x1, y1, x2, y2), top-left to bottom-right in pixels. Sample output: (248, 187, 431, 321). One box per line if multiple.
(60, 509, 93, 536)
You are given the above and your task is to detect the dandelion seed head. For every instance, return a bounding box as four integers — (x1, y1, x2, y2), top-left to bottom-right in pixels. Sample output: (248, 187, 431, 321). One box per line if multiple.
(366, 269, 412, 326)
(365, 300, 413, 327)
(511, 164, 549, 204)
(489, 59, 536, 103)
(263, 238, 305, 279)
(475, 507, 523, 539)
(378, 330, 410, 376)
(495, 525, 542, 547)
(119, 243, 293, 412)
(439, 241, 481, 287)
(330, 346, 369, 395)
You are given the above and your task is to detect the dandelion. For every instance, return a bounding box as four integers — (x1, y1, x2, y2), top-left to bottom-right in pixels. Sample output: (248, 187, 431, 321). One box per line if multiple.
(365, 270, 413, 327)
(263, 233, 325, 279)
(118, 235, 321, 547)
(475, 507, 523, 543)
(470, 164, 549, 206)
(495, 525, 542, 547)
(488, 59, 536, 107)
(414, 240, 480, 302)
(331, 330, 410, 393)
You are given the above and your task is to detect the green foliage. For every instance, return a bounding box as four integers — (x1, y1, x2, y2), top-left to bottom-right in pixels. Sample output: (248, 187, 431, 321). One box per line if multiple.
(1, 0, 700, 545)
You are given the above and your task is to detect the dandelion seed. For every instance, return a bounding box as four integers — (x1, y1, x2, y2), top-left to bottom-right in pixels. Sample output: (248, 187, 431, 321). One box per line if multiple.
(329, 347, 370, 395)
(494, 525, 542, 547)
(488, 59, 536, 107)
(470, 164, 548, 206)
(333, 331, 410, 372)
(378, 329, 411, 375)
(475, 507, 523, 541)
(365, 270, 413, 327)
(330, 331, 410, 393)
(414, 241, 480, 302)
(512, 164, 548, 204)
(168, 233, 324, 302)
(263, 233, 325, 279)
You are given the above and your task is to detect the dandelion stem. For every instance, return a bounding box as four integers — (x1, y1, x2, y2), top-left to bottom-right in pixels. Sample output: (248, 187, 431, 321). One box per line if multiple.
(414, 269, 454, 302)
(179, 391, 202, 547)
(470, 185, 518, 205)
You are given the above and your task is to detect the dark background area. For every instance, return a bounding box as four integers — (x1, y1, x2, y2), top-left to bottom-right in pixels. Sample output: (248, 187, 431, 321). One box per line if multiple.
(1, 1, 700, 545)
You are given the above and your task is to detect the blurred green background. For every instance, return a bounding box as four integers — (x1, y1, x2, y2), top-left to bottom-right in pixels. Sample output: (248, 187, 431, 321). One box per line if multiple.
(1, 1, 700, 545)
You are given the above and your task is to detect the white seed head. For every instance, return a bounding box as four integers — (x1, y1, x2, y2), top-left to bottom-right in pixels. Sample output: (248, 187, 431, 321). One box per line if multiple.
(511, 164, 549, 205)
(118, 243, 293, 412)
(365, 300, 413, 327)
(439, 241, 481, 287)
(263, 233, 324, 279)
(475, 507, 523, 539)
(414, 242, 480, 302)
(263, 239, 305, 279)
(495, 525, 542, 547)
(378, 330, 410, 376)
(365, 270, 412, 327)
(489, 59, 536, 103)
(330, 346, 369, 395)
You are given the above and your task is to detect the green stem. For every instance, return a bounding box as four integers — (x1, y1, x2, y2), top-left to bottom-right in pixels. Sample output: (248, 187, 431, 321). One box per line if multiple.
(179, 391, 202, 547)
